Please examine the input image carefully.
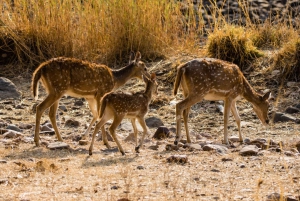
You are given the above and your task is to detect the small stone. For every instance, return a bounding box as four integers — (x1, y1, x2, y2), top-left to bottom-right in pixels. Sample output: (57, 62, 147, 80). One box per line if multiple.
(6, 124, 22, 132)
(79, 140, 88, 145)
(284, 151, 295, 157)
(47, 142, 70, 150)
(0, 160, 7, 163)
(58, 105, 67, 112)
(137, 165, 144, 170)
(273, 112, 296, 123)
(152, 126, 170, 140)
(229, 136, 241, 142)
(74, 100, 84, 106)
(41, 125, 54, 132)
(111, 185, 119, 190)
(165, 144, 179, 151)
(19, 123, 32, 129)
(65, 119, 80, 127)
(285, 106, 300, 114)
(166, 155, 188, 164)
(211, 168, 220, 172)
(202, 144, 228, 154)
(185, 143, 202, 151)
(0, 178, 8, 185)
(240, 164, 246, 168)
(240, 145, 259, 156)
(145, 117, 164, 128)
(3, 130, 22, 138)
(148, 145, 159, 150)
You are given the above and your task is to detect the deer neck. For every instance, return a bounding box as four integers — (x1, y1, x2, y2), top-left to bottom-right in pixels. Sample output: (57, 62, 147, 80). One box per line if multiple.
(144, 82, 154, 104)
(242, 77, 261, 105)
(112, 63, 135, 89)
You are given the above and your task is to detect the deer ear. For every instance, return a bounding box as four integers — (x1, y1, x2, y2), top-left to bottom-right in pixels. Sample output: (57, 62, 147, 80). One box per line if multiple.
(135, 51, 141, 63)
(262, 91, 271, 101)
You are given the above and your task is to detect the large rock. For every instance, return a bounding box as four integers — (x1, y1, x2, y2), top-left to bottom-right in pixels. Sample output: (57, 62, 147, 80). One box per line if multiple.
(145, 117, 164, 128)
(152, 126, 170, 140)
(0, 77, 21, 100)
(240, 145, 259, 156)
(273, 112, 296, 123)
(202, 144, 228, 154)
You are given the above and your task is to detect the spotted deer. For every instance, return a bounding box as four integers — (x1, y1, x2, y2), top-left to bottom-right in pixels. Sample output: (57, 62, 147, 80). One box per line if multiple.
(31, 52, 150, 146)
(89, 73, 158, 156)
(173, 58, 271, 145)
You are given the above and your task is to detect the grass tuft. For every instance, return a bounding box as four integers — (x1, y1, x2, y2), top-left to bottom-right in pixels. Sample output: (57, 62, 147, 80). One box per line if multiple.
(206, 25, 263, 70)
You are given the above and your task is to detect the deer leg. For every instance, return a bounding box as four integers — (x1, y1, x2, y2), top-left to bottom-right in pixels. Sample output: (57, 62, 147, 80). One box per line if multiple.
(88, 111, 112, 155)
(183, 107, 191, 143)
(101, 126, 111, 149)
(174, 96, 202, 145)
(131, 118, 138, 148)
(223, 99, 233, 145)
(109, 115, 125, 156)
(135, 117, 148, 153)
(82, 98, 98, 140)
(49, 101, 63, 141)
(230, 100, 242, 143)
(34, 94, 62, 146)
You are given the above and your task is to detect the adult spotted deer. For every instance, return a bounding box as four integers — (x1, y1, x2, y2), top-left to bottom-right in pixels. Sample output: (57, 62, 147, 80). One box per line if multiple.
(89, 73, 158, 156)
(32, 52, 150, 146)
(173, 58, 271, 145)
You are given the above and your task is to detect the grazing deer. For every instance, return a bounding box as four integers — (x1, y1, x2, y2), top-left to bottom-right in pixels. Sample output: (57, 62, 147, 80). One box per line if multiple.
(89, 73, 158, 156)
(173, 58, 271, 145)
(31, 52, 150, 146)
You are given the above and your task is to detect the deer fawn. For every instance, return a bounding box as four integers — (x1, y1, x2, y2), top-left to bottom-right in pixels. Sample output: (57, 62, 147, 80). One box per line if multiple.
(31, 52, 150, 146)
(173, 58, 271, 145)
(89, 73, 158, 156)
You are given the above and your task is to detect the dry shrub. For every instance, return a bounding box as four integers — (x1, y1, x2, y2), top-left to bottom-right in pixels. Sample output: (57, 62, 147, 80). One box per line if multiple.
(0, 0, 203, 68)
(206, 25, 263, 70)
(271, 37, 300, 81)
(251, 20, 298, 49)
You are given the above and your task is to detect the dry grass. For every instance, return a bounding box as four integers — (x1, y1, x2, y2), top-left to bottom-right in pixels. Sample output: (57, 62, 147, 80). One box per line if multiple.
(270, 37, 300, 82)
(206, 25, 263, 70)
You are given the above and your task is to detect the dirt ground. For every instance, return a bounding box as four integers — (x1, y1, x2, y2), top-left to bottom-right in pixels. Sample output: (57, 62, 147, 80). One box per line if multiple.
(0, 57, 300, 201)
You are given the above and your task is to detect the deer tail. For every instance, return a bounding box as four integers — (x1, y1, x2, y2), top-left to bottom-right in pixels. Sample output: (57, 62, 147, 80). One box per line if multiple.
(173, 63, 186, 96)
(99, 95, 108, 118)
(31, 65, 43, 101)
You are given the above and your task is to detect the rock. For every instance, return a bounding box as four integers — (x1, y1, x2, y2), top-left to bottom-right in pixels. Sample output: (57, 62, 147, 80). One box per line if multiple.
(0, 178, 8, 185)
(0, 160, 7, 163)
(166, 155, 188, 164)
(240, 145, 259, 156)
(19, 123, 32, 129)
(273, 112, 296, 123)
(165, 144, 179, 151)
(266, 193, 298, 201)
(148, 145, 159, 150)
(0, 77, 21, 100)
(285, 106, 300, 114)
(47, 142, 70, 150)
(216, 104, 224, 114)
(145, 117, 164, 128)
(202, 144, 228, 154)
(65, 119, 80, 127)
(79, 140, 88, 145)
(74, 100, 84, 106)
(41, 125, 54, 132)
(152, 126, 170, 140)
(119, 121, 143, 132)
(3, 130, 22, 138)
(184, 143, 202, 151)
(296, 141, 300, 152)
(58, 105, 67, 112)
(124, 133, 135, 142)
(137, 165, 144, 170)
(229, 136, 240, 142)
(294, 103, 300, 109)
(6, 124, 22, 132)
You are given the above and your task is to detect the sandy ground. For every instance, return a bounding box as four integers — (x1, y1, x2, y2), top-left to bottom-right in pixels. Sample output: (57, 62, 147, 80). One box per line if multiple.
(0, 57, 300, 201)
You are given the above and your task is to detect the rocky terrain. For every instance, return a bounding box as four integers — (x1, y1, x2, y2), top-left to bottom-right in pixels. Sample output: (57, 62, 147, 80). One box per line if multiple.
(0, 55, 300, 200)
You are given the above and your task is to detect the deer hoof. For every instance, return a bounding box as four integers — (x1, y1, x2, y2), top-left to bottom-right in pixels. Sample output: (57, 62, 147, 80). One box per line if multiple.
(135, 146, 140, 153)
(89, 150, 93, 155)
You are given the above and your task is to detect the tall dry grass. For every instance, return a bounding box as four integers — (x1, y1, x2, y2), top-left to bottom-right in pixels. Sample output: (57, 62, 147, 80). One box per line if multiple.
(0, 0, 203, 67)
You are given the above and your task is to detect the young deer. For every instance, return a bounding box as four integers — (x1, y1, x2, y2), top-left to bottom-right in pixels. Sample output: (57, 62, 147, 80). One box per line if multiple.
(31, 52, 150, 146)
(173, 58, 271, 145)
(88, 73, 158, 156)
